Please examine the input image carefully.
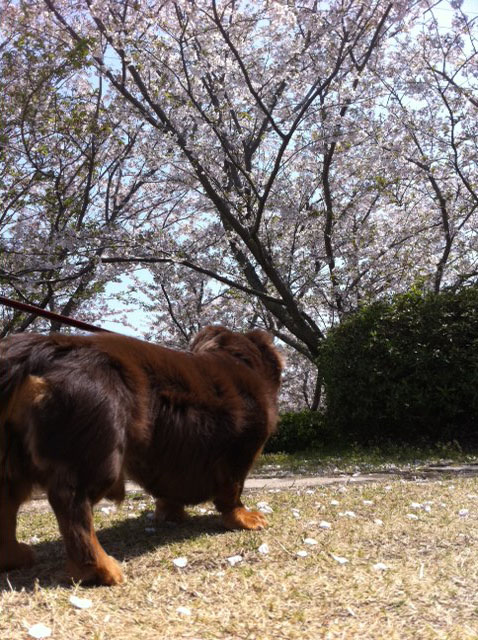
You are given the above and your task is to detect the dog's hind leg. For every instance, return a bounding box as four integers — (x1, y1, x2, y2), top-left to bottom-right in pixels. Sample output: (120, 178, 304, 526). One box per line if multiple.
(47, 480, 123, 586)
(0, 478, 35, 572)
(214, 480, 268, 530)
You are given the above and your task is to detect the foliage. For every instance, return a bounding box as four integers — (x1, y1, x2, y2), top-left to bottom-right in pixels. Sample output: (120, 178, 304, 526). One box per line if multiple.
(265, 410, 330, 453)
(320, 286, 478, 444)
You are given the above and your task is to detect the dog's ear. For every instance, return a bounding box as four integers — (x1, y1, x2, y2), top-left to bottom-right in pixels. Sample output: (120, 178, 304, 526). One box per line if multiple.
(190, 326, 229, 353)
(245, 329, 274, 347)
(246, 330, 285, 381)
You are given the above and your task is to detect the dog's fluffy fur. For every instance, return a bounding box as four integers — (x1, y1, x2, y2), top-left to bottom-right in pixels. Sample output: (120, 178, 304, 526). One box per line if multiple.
(0, 326, 283, 585)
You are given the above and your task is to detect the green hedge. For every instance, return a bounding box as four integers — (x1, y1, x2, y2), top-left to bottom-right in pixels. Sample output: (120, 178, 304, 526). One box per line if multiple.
(265, 410, 330, 453)
(319, 287, 478, 445)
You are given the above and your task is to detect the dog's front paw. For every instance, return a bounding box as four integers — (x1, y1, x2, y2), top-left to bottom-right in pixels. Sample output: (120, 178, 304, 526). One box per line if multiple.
(155, 499, 188, 524)
(222, 507, 268, 530)
(68, 555, 124, 586)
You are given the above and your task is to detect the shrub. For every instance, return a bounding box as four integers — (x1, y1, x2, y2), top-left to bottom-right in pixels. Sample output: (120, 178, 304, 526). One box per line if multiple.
(319, 286, 478, 445)
(265, 409, 330, 453)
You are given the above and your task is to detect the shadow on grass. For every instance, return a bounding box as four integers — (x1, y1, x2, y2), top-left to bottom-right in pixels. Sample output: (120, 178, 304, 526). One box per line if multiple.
(0, 511, 226, 592)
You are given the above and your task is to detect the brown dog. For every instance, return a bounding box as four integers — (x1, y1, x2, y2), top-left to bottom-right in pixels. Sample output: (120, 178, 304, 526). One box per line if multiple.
(0, 326, 283, 585)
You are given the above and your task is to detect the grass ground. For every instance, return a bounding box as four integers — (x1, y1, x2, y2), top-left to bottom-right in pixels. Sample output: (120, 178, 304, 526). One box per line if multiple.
(256, 445, 478, 477)
(2, 472, 478, 639)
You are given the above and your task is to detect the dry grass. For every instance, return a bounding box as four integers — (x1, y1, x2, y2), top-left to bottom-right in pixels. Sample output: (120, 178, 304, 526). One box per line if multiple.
(3, 477, 478, 639)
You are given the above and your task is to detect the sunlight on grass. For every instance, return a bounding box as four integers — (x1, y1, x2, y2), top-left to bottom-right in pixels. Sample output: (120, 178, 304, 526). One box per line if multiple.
(255, 443, 478, 477)
(2, 476, 478, 639)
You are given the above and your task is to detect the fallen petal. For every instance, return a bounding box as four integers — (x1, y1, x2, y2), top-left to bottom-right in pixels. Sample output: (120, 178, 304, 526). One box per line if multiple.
(28, 624, 52, 639)
(69, 595, 92, 609)
(176, 606, 191, 616)
(331, 554, 348, 565)
(227, 555, 243, 566)
(296, 550, 308, 558)
(304, 538, 318, 545)
(258, 543, 270, 555)
(257, 501, 273, 514)
(173, 557, 188, 568)
(373, 562, 389, 571)
(319, 521, 332, 529)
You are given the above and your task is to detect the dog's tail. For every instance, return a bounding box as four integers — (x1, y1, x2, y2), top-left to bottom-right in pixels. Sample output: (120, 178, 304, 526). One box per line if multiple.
(0, 333, 51, 429)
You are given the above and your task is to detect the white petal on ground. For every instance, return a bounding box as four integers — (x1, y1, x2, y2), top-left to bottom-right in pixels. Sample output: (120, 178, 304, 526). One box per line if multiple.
(331, 554, 348, 565)
(257, 501, 273, 514)
(258, 543, 270, 555)
(69, 595, 93, 609)
(176, 606, 191, 616)
(410, 502, 422, 509)
(227, 555, 243, 566)
(459, 508, 469, 517)
(173, 557, 188, 568)
(373, 562, 389, 571)
(319, 521, 332, 529)
(407, 513, 419, 520)
(29, 536, 40, 544)
(304, 538, 318, 545)
(296, 550, 308, 558)
(374, 519, 384, 526)
(27, 624, 52, 639)
(330, 499, 339, 506)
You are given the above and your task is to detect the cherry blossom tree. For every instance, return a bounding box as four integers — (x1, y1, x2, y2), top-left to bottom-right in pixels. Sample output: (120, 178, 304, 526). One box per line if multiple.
(1, 0, 477, 409)
(1, 0, 173, 334)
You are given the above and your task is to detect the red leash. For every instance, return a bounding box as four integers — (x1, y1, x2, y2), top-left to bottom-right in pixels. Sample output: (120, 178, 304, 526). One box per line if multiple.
(0, 295, 113, 333)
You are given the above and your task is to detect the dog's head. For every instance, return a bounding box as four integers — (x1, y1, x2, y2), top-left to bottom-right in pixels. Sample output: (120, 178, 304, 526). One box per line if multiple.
(190, 326, 284, 390)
